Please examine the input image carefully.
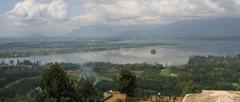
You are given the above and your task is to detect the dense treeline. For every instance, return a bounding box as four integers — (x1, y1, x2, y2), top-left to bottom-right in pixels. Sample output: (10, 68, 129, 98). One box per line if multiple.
(179, 55, 240, 93)
(85, 62, 181, 97)
(0, 55, 240, 101)
(86, 55, 240, 97)
(36, 64, 100, 102)
(84, 62, 164, 73)
(0, 65, 43, 88)
(0, 62, 82, 101)
(36, 64, 135, 102)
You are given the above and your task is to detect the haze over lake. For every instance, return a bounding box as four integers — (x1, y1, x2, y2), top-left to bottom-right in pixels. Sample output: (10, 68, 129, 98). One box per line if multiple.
(1, 38, 239, 65)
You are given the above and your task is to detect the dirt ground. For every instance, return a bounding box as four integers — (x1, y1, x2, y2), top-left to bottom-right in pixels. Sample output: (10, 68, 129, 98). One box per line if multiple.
(182, 90, 240, 102)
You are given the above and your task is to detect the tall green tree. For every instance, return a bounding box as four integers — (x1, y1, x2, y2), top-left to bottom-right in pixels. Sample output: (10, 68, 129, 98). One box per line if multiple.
(36, 64, 78, 102)
(117, 69, 137, 97)
(80, 80, 99, 102)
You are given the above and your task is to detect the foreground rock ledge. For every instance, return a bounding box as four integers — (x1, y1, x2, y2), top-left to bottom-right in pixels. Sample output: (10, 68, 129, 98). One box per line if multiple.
(182, 90, 240, 102)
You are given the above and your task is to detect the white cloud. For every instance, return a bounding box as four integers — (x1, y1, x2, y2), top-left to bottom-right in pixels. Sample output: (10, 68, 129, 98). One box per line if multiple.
(2, 0, 240, 36)
(6, 0, 240, 26)
(81, 0, 230, 24)
(71, 13, 97, 25)
(7, 0, 47, 19)
(102, 1, 143, 18)
(6, 0, 68, 26)
(47, 0, 67, 19)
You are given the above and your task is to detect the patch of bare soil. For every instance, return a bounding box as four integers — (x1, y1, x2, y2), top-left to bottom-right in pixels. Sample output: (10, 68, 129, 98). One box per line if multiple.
(182, 90, 240, 102)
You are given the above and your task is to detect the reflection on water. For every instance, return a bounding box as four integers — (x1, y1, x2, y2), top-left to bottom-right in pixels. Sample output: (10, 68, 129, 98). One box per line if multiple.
(1, 40, 240, 65)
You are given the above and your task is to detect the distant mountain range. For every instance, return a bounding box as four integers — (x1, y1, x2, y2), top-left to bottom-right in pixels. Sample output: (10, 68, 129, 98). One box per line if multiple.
(69, 18, 240, 40)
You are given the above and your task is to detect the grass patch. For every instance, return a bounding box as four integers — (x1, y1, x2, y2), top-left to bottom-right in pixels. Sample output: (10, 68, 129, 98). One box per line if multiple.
(96, 74, 113, 82)
(133, 71, 144, 78)
(159, 69, 172, 76)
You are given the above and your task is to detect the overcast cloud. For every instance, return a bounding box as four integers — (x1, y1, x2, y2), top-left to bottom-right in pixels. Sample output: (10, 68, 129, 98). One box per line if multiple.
(1, 0, 240, 37)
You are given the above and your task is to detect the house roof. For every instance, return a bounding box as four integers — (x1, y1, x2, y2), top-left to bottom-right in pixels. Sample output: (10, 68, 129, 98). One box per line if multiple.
(103, 91, 127, 102)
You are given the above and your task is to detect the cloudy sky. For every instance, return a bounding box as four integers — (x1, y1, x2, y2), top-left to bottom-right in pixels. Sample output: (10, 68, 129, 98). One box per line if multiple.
(0, 0, 240, 37)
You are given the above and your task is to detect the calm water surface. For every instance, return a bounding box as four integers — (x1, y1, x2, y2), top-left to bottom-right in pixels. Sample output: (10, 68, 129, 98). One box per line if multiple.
(1, 39, 240, 65)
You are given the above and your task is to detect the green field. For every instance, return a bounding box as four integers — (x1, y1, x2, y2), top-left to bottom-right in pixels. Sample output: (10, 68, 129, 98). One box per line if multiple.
(159, 68, 172, 76)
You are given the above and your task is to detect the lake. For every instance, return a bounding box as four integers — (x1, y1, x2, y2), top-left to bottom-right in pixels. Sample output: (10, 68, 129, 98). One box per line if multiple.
(1, 39, 240, 65)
